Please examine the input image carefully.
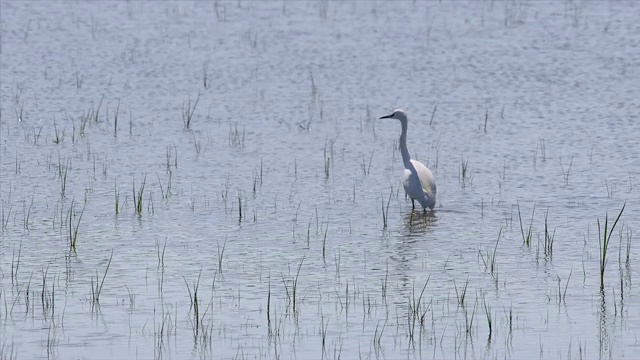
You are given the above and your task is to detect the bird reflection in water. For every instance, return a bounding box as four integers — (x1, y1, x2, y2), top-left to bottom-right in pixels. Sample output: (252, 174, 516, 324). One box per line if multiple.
(404, 209, 437, 233)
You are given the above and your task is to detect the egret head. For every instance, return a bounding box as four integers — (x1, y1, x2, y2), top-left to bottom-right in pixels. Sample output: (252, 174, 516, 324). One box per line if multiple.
(379, 109, 408, 122)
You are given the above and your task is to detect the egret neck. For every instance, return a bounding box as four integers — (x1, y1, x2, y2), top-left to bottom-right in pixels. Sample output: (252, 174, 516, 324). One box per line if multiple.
(398, 118, 412, 169)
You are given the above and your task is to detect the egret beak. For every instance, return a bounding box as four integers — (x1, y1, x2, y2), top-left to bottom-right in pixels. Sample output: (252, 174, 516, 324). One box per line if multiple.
(379, 114, 393, 119)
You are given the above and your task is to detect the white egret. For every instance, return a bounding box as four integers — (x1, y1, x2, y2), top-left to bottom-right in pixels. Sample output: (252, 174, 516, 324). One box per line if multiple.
(380, 109, 436, 211)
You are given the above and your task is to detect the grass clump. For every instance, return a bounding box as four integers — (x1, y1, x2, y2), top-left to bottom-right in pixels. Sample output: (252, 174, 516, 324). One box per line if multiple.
(598, 202, 625, 289)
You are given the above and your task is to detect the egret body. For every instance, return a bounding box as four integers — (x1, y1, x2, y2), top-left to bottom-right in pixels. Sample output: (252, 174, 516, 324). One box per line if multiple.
(380, 109, 436, 211)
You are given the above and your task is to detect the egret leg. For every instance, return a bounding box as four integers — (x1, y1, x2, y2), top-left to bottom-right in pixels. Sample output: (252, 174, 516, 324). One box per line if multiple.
(411, 199, 415, 209)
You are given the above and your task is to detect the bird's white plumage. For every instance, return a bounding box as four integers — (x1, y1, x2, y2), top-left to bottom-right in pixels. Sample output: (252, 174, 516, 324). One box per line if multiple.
(380, 109, 437, 211)
(403, 159, 436, 210)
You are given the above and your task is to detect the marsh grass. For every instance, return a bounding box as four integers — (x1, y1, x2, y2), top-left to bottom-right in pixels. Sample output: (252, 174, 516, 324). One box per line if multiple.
(616, 227, 631, 302)
(605, 179, 616, 199)
(2, 200, 13, 232)
(253, 159, 264, 193)
(156, 172, 171, 199)
(154, 305, 177, 357)
(453, 276, 469, 307)
(543, 209, 555, 257)
(40, 265, 55, 319)
(320, 313, 329, 353)
(463, 297, 478, 336)
(15, 152, 21, 174)
(23, 192, 34, 230)
(238, 192, 243, 223)
(429, 102, 438, 126)
(381, 190, 392, 229)
(333, 250, 341, 281)
(182, 93, 200, 130)
(58, 156, 70, 199)
(165, 145, 176, 173)
(217, 238, 227, 272)
(479, 228, 501, 281)
(202, 62, 210, 89)
(557, 268, 572, 303)
(11, 239, 22, 286)
(183, 270, 204, 336)
(323, 139, 335, 179)
(76, 114, 87, 138)
(25, 126, 43, 145)
(35, 126, 43, 143)
(409, 277, 429, 320)
(322, 221, 329, 260)
(15, 99, 24, 122)
(67, 199, 85, 251)
(128, 110, 133, 136)
(372, 320, 386, 354)
(113, 98, 120, 138)
(560, 156, 574, 185)
(406, 277, 431, 344)
(53, 120, 64, 144)
(361, 152, 373, 175)
(125, 285, 135, 309)
(114, 179, 120, 215)
(483, 108, 489, 134)
(46, 325, 57, 358)
(229, 123, 245, 147)
(598, 203, 625, 289)
(133, 175, 147, 215)
(156, 237, 167, 268)
(75, 70, 83, 89)
(624, 227, 632, 269)
(266, 272, 271, 332)
(538, 139, 546, 162)
(192, 133, 203, 158)
(483, 296, 492, 340)
(460, 156, 471, 188)
(91, 250, 113, 304)
(517, 204, 535, 247)
(292, 256, 304, 314)
(381, 261, 389, 304)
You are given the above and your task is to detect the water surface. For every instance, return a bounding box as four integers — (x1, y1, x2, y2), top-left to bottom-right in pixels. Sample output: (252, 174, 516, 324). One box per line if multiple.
(1, 1, 640, 359)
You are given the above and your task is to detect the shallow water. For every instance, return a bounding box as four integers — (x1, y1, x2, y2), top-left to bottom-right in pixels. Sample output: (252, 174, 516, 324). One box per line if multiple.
(1, 1, 640, 359)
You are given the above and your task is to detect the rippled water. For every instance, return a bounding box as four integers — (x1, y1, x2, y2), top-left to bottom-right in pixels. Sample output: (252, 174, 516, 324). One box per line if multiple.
(1, 1, 640, 359)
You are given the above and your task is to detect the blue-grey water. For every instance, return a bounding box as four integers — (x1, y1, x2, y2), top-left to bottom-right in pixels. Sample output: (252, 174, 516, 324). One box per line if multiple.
(1, 1, 640, 359)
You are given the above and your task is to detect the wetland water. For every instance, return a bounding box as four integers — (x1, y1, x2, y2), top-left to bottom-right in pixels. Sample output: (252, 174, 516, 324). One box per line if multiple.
(1, 1, 640, 359)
